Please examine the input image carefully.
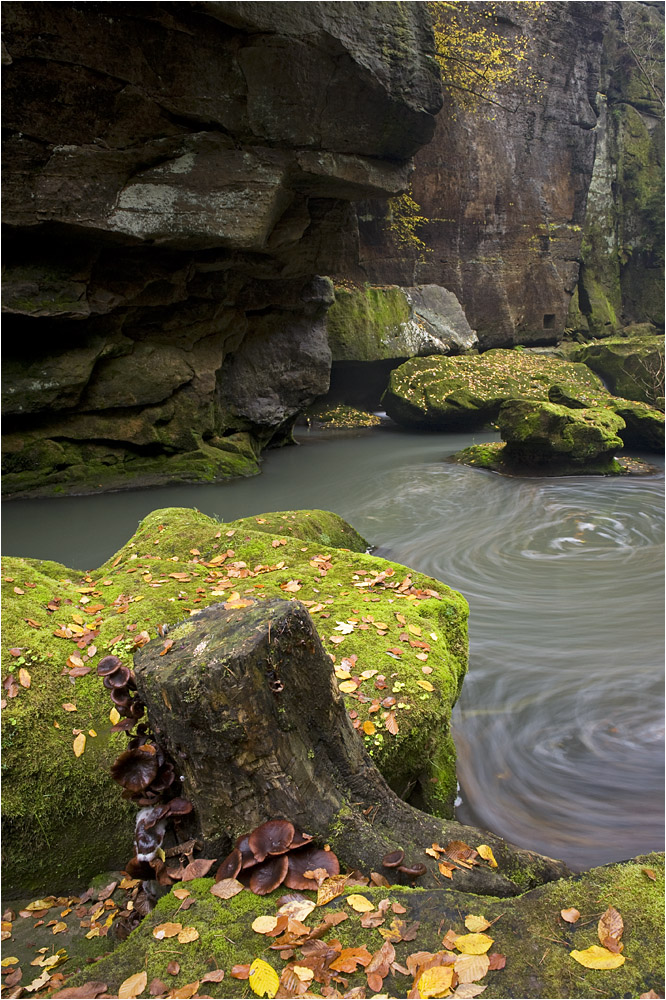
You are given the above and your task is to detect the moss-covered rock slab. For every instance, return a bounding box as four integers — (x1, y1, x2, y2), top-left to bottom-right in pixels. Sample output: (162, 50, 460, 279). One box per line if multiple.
(64, 853, 665, 999)
(382, 350, 607, 429)
(2, 507, 467, 897)
(303, 403, 381, 429)
(498, 399, 625, 465)
(570, 336, 665, 408)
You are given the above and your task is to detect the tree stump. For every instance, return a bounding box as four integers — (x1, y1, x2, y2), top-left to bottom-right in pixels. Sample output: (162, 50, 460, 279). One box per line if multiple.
(134, 598, 569, 896)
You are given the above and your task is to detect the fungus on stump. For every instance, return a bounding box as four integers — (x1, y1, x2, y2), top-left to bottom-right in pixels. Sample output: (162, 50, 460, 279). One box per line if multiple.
(133, 598, 568, 896)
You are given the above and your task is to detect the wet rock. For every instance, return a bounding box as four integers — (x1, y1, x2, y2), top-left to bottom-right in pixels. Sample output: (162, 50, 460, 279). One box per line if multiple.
(498, 399, 625, 465)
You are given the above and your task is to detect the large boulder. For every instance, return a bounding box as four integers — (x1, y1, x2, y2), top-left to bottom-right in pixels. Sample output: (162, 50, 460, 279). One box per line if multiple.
(498, 399, 625, 467)
(1, 507, 468, 897)
(69, 854, 664, 1000)
(569, 335, 665, 408)
(382, 350, 606, 428)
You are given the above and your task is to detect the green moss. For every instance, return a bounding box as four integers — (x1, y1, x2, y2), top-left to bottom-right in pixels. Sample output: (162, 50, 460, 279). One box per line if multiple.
(326, 284, 411, 362)
(1, 434, 261, 499)
(2, 507, 467, 896)
(570, 337, 665, 408)
(382, 350, 609, 429)
(450, 442, 629, 477)
(66, 854, 665, 999)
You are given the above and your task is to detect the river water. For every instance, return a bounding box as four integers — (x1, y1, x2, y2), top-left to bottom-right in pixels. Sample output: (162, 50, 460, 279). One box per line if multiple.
(3, 425, 664, 871)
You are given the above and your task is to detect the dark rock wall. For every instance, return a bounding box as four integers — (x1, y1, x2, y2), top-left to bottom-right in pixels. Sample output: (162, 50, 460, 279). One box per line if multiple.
(356, 2, 611, 348)
(569, 1, 664, 338)
(1, 1, 441, 495)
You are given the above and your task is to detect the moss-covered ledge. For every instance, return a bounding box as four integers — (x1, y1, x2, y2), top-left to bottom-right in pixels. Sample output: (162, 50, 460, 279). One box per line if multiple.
(61, 853, 664, 999)
(1, 506, 467, 897)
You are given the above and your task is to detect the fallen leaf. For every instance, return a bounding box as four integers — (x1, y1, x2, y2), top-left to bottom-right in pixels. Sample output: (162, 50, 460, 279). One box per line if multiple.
(252, 915, 279, 934)
(476, 845, 497, 868)
(347, 894, 375, 913)
(201, 970, 225, 983)
(570, 945, 625, 969)
(454, 953, 490, 984)
(177, 926, 199, 943)
(441, 929, 459, 949)
(210, 878, 244, 899)
(52, 921, 67, 934)
(417, 965, 454, 998)
(416, 680, 434, 692)
(451, 985, 487, 998)
(109, 707, 121, 725)
(62, 703, 77, 712)
(598, 906, 623, 952)
(230, 964, 250, 980)
(153, 922, 182, 940)
(362, 720, 376, 735)
(455, 934, 493, 955)
(18, 668, 31, 688)
(330, 947, 373, 973)
(386, 713, 399, 735)
(166, 962, 180, 976)
(639, 992, 661, 999)
(248, 958, 280, 998)
(560, 907, 580, 923)
(487, 953, 506, 971)
(339, 680, 358, 693)
(464, 915, 491, 933)
(642, 868, 657, 881)
(277, 898, 316, 921)
(181, 858, 217, 881)
(50, 981, 108, 999)
(118, 970, 148, 998)
(168, 982, 200, 999)
(72, 733, 86, 757)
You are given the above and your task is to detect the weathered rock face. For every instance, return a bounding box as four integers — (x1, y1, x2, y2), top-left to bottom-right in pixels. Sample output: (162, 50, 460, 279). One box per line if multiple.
(568, 2, 664, 338)
(1, 2, 441, 496)
(357, 2, 611, 348)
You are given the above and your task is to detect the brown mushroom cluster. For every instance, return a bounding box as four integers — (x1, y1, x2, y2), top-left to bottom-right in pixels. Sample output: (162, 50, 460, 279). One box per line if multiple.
(216, 819, 340, 896)
(98, 654, 193, 874)
(382, 849, 427, 880)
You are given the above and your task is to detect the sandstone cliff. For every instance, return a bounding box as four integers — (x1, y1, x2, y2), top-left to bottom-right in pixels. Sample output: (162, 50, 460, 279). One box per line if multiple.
(2, 1, 441, 496)
(357, 2, 611, 348)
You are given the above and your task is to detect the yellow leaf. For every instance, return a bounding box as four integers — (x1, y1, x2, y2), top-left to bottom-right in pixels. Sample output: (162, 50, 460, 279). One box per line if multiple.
(416, 965, 454, 998)
(570, 945, 625, 970)
(1, 958, 19, 967)
(19, 668, 31, 688)
(316, 874, 349, 906)
(416, 680, 434, 692)
(25, 898, 54, 911)
(248, 957, 280, 999)
(109, 707, 121, 725)
(407, 624, 422, 636)
(292, 966, 314, 983)
(88, 729, 97, 737)
(346, 894, 375, 913)
(252, 915, 279, 934)
(454, 952, 490, 984)
(464, 914, 491, 932)
(52, 921, 67, 934)
(477, 844, 498, 867)
(118, 970, 148, 998)
(362, 720, 376, 735)
(62, 703, 77, 712)
(338, 680, 358, 693)
(173, 888, 191, 900)
(73, 733, 86, 757)
(455, 933, 494, 954)
(178, 926, 199, 943)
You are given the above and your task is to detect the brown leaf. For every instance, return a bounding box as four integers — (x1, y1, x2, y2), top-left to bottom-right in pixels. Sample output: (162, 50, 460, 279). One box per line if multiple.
(168, 982, 200, 999)
(210, 878, 244, 899)
(51, 983, 108, 999)
(642, 868, 657, 881)
(18, 668, 31, 688)
(181, 858, 217, 881)
(166, 962, 180, 976)
(201, 970, 225, 983)
(560, 908, 580, 923)
(149, 979, 168, 996)
(385, 712, 399, 736)
(441, 929, 459, 949)
(639, 992, 662, 999)
(160, 640, 174, 656)
(329, 947, 373, 973)
(598, 905, 624, 952)
(488, 953, 506, 970)
(230, 964, 250, 980)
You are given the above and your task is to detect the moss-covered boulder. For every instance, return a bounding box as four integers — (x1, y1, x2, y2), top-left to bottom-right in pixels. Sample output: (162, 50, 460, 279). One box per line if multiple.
(498, 400, 626, 466)
(569, 335, 665, 408)
(1, 507, 467, 897)
(382, 350, 607, 429)
(62, 853, 664, 1000)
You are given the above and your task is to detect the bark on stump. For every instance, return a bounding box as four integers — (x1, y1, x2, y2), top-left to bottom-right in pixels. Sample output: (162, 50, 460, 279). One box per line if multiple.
(134, 598, 569, 896)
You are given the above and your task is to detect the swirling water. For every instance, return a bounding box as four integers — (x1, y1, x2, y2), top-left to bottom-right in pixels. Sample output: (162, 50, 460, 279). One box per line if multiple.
(3, 425, 663, 870)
